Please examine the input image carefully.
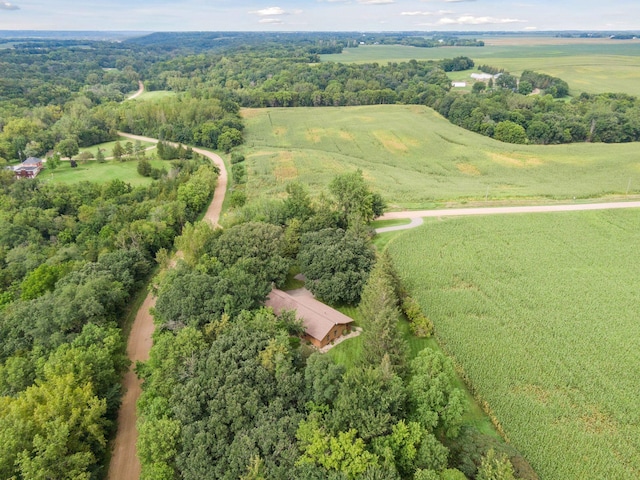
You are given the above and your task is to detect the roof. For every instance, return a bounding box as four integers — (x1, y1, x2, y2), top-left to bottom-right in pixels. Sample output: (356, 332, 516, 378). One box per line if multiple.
(23, 157, 42, 165)
(266, 288, 354, 341)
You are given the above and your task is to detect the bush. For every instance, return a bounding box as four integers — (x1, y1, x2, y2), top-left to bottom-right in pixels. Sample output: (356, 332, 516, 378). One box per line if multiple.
(402, 296, 433, 338)
(230, 152, 245, 164)
(229, 190, 247, 208)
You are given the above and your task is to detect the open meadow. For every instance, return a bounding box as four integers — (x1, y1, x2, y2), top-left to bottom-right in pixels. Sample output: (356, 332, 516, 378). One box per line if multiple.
(47, 158, 168, 185)
(240, 105, 640, 209)
(321, 39, 640, 96)
(387, 209, 640, 480)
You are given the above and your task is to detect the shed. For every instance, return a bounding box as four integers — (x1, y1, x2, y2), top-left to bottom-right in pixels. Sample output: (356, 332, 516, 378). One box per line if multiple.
(265, 288, 354, 348)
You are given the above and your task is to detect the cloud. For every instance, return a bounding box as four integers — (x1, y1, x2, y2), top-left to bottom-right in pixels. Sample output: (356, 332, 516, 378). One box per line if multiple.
(436, 15, 525, 25)
(401, 11, 434, 16)
(444, 0, 477, 2)
(523, 26, 538, 30)
(358, 0, 395, 4)
(0, 1, 19, 10)
(249, 6, 287, 16)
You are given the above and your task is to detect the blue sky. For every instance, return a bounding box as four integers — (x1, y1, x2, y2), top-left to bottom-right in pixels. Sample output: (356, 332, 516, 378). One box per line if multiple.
(1, 0, 639, 32)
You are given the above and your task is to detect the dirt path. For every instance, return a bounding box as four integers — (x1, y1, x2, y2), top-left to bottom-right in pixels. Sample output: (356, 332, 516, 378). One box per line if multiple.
(377, 201, 640, 232)
(107, 134, 226, 480)
(126, 81, 145, 100)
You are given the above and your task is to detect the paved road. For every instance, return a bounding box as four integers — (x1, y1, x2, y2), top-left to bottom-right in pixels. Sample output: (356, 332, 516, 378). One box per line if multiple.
(107, 134, 226, 480)
(377, 201, 640, 232)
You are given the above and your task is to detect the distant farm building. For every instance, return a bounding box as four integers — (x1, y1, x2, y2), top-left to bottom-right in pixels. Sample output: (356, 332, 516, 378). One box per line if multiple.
(471, 73, 502, 82)
(266, 288, 354, 348)
(451, 81, 467, 88)
(13, 157, 43, 179)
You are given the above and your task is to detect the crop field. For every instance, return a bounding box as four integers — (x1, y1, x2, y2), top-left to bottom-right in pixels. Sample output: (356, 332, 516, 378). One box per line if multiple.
(47, 158, 168, 185)
(386, 209, 640, 479)
(321, 40, 640, 96)
(240, 105, 640, 209)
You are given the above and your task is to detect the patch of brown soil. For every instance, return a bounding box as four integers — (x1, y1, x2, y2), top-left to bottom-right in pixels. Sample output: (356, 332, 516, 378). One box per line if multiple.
(457, 163, 482, 176)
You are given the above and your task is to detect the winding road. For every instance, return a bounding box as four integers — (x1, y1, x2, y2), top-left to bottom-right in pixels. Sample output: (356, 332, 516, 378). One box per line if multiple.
(376, 201, 640, 232)
(106, 133, 226, 480)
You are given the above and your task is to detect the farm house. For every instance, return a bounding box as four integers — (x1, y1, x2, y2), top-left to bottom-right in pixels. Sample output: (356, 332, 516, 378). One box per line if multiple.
(13, 157, 43, 179)
(266, 288, 354, 348)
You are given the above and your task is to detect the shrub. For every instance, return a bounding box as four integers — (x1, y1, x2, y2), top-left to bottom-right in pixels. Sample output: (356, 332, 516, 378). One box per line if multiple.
(402, 296, 433, 338)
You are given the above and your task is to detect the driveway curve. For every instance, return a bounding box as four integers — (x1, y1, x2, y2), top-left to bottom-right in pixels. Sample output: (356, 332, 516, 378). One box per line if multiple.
(376, 201, 640, 232)
(107, 134, 226, 480)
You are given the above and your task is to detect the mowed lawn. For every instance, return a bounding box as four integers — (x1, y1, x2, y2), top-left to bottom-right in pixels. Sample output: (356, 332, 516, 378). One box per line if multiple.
(46, 158, 168, 186)
(387, 210, 640, 480)
(321, 40, 640, 96)
(240, 105, 640, 209)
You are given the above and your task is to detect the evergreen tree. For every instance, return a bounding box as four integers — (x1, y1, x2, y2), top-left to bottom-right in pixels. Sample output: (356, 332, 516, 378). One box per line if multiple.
(358, 252, 407, 373)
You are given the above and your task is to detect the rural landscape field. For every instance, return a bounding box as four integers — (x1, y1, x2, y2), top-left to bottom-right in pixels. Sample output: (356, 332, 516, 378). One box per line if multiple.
(241, 105, 640, 209)
(387, 210, 640, 479)
(321, 38, 640, 96)
(1, 15, 640, 480)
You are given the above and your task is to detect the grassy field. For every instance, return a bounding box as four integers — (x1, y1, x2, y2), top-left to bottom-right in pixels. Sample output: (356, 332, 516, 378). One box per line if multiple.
(132, 90, 176, 101)
(387, 210, 640, 480)
(46, 158, 168, 185)
(240, 105, 640, 209)
(321, 40, 640, 96)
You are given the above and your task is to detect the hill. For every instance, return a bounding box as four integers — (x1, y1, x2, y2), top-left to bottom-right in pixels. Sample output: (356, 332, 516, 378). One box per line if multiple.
(240, 105, 640, 210)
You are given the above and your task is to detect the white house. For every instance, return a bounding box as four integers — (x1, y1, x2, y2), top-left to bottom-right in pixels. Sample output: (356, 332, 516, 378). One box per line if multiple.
(451, 81, 467, 88)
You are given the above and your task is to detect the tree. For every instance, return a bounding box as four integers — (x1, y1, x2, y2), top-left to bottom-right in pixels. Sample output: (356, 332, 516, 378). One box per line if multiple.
(329, 170, 385, 227)
(472, 82, 486, 94)
(296, 414, 379, 479)
(476, 449, 516, 480)
(359, 253, 407, 372)
(174, 221, 218, 268)
(493, 121, 527, 144)
(95, 148, 106, 163)
(56, 138, 79, 159)
(217, 128, 243, 153)
(112, 141, 124, 161)
(298, 228, 375, 305)
(46, 153, 61, 172)
(408, 349, 465, 438)
(329, 364, 406, 441)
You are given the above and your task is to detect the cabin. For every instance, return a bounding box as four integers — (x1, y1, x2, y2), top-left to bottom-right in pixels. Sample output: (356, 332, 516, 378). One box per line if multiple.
(14, 157, 43, 179)
(265, 288, 354, 348)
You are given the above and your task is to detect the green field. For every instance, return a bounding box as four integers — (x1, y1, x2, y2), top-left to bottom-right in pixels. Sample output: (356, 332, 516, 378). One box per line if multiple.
(240, 105, 640, 209)
(131, 90, 176, 101)
(387, 210, 640, 479)
(46, 158, 168, 185)
(321, 41, 640, 96)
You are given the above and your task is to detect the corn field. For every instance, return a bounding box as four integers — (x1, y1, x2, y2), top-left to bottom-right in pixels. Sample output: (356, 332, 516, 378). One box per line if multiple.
(388, 209, 640, 479)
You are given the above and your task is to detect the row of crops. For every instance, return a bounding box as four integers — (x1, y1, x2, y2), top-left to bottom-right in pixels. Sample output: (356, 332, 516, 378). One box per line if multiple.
(388, 209, 640, 479)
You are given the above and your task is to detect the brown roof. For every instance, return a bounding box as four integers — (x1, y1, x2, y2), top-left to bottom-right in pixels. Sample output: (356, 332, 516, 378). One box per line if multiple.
(265, 288, 354, 342)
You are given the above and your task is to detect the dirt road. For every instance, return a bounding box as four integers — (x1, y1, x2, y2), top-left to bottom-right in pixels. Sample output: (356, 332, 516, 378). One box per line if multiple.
(126, 81, 145, 100)
(377, 201, 640, 232)
(107, 134, 226, 480)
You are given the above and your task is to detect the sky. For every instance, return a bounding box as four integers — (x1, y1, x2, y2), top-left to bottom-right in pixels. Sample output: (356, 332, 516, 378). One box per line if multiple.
(1, 0, 639, 32)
